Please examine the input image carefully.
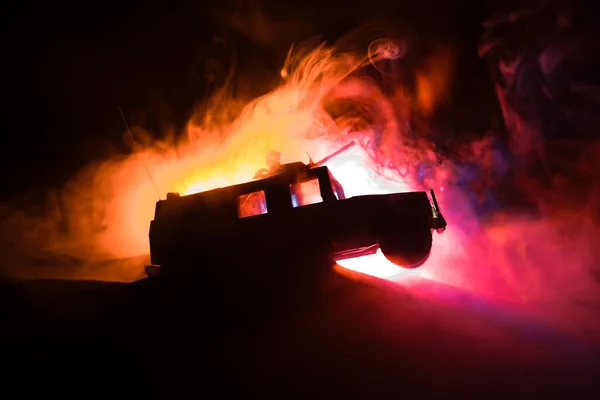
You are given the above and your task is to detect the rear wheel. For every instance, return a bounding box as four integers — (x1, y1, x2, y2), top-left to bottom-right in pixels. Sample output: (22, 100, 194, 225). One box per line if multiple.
(378, 225, 432, 269)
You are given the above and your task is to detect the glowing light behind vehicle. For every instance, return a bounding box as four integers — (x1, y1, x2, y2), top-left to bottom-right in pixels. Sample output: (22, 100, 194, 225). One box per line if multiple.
(335, 248, 406, 278)
(315, 152, 434, 279)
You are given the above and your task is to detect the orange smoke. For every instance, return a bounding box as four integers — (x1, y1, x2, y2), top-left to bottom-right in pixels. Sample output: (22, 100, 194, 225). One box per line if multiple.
(415, 44, 455, 117)
(3, 28, 598, 344)
(25, 41, 433, 270)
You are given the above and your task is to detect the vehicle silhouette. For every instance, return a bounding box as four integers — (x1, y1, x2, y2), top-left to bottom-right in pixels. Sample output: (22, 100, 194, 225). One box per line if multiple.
(145, 142, 447, 279)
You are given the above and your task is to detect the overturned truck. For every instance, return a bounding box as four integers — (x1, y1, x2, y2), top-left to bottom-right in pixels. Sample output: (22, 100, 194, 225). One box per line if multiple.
(145, 142, 447, 279)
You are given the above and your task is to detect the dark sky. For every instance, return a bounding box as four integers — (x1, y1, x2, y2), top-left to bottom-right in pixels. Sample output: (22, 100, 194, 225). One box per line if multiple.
(3, 0, 214, 196)
(2, 0, 494, 199)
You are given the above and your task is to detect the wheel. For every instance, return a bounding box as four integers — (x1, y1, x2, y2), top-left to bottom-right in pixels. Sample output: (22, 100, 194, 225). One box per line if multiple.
(378, 225, 432, 269)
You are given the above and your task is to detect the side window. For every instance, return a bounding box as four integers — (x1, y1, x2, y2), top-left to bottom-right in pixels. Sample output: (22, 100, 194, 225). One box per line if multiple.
(238, 190, 268, 218)
(290, 179, 323, 208)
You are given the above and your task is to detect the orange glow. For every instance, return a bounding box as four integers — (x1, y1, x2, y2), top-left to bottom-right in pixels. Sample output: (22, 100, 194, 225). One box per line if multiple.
(3, 24, 599, 341)
(415, 44, 454, 116)
(336, 249, 406, 279)
(32, 39, 454, 281)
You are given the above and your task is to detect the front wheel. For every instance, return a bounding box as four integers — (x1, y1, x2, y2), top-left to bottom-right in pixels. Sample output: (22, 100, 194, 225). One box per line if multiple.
(378, 225, 432, 269)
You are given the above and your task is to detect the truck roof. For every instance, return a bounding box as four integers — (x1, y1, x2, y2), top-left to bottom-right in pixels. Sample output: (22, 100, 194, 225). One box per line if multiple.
(163, 164, 331, 204)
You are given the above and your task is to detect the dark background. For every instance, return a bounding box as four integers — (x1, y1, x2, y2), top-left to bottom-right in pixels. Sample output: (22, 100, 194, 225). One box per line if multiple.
(3, 2, 600, 397)
(2, 0, 499, 199)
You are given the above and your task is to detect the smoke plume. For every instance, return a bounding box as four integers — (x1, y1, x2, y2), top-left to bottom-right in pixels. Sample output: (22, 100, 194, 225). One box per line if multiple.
(1, 9, 599, 342)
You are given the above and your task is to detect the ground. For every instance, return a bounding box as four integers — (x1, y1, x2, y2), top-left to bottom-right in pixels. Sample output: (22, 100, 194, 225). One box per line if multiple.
(2, 261, 599, 398)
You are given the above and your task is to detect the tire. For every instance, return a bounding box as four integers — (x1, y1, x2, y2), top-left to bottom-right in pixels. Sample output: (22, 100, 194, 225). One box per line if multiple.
(378, 224, 432, 269)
